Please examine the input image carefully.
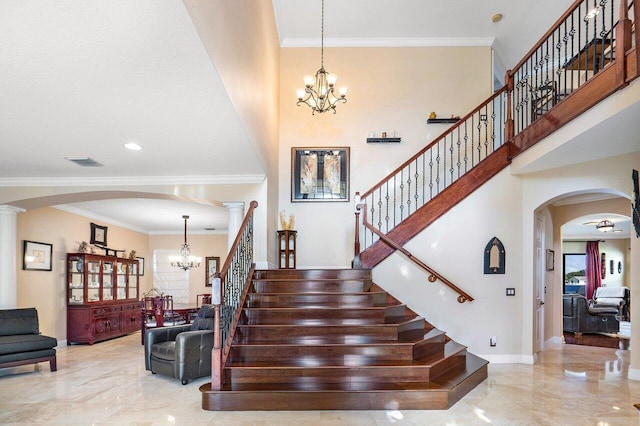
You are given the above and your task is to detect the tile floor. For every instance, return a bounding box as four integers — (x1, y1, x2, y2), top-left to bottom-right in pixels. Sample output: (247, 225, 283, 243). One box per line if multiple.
(1, 333, 639, 425)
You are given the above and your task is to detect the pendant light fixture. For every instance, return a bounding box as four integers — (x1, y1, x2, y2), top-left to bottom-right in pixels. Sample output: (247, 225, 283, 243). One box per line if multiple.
(595, 219, 615, 233)
(296, 0, 348, 114)
(169, 215, 201, 270)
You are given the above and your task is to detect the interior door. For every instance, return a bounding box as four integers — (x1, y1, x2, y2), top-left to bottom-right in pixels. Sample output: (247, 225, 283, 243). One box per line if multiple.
(533, 214, 546, 354)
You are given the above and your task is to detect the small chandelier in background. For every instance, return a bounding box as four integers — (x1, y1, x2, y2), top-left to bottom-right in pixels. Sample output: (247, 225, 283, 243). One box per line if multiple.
(296, 0, 347, 114)
(170, 215, 202, 271)
(595, 219, 615, 232)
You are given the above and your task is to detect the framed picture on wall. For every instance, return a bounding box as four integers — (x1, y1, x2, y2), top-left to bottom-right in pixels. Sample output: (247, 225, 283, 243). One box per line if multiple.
(90, 223, 108, 246)
(291, 147, 350, 202)
(136, 257, 145, 276)
(205, 256, 220, 287)
(546, 249, 554, 271)
(23, 240, 53, 271)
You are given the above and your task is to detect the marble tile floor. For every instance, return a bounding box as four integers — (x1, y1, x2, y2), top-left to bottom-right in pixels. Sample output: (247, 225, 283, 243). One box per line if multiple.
(1, 333, 640, 425)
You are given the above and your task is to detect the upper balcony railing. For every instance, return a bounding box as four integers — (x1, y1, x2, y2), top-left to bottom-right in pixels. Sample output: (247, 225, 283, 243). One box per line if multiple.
(511, 0, 627, 136)
(353, 0, 638, 302)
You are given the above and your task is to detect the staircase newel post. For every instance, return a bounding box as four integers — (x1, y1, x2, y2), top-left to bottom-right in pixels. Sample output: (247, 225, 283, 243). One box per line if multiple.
(352, 192, 363, 269)
(211, 274, 222, 390)
(504, 69, 515, 158)
(634, 0, 640, 75)
(616, 0, 632, 85)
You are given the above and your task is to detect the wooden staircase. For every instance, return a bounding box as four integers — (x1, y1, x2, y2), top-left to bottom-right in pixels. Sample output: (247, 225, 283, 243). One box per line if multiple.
(200, 268, 488, 410)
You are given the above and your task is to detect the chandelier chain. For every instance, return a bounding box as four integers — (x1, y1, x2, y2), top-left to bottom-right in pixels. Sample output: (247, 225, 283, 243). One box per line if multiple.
(321, 0, 324, 69)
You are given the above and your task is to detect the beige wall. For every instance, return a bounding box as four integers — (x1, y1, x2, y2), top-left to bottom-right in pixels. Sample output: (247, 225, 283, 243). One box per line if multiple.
(148, 233, 227, 304)
(279, 46, 492, 267)
(16, 207, 150, 341)
(16, 206, 227, 343)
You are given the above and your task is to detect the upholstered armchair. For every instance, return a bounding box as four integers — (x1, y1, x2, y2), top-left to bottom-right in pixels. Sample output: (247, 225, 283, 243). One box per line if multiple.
(563, 294, 619, 334)
(144, 304, 214, 385)
(591, 286, 630, 321)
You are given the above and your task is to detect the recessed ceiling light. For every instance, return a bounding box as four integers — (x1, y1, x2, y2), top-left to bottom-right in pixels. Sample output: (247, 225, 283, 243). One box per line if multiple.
(123, 142, 143, 151)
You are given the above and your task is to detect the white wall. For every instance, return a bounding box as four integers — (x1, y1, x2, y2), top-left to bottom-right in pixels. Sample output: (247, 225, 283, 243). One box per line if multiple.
(373, 168, 525, 362)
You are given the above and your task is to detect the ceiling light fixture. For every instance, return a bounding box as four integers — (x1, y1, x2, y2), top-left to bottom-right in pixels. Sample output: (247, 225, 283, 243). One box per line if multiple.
(123, 142, 143, 151)
(169, 215, 201, 271)
(296, 0, 347, 114)
(596, 219, 615, 232)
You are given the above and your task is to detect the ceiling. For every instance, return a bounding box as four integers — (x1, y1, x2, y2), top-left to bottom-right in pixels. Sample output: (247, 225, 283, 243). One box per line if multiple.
(0, 0, 620, 234)
(562, 213, 631, 240)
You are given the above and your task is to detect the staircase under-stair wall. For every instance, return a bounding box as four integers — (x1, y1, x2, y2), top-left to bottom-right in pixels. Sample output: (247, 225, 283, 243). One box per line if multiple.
(200, 268, 488, 410)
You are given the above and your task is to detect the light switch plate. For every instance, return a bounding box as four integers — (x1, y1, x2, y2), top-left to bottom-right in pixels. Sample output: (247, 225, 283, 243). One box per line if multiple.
(506, 288, 515, 296)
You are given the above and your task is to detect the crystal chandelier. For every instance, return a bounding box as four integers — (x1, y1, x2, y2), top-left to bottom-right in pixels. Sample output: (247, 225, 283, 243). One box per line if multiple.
(296, 0, 347, 114)
(170, 215, 201, 271)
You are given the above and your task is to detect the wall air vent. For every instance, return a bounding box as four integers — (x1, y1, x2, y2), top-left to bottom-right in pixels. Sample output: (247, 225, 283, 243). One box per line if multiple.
(64, 156, 104, 167)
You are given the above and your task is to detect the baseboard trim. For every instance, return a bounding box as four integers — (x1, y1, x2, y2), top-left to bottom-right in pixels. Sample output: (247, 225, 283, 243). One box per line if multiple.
(479, 354, 535, 364)
(628, 368, 640, 381)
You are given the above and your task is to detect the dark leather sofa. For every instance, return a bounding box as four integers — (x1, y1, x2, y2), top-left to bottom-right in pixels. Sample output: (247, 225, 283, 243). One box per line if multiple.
(144, 304, 214, 385)
(0, 308, 57, 371)
(563, 294, 619, 334)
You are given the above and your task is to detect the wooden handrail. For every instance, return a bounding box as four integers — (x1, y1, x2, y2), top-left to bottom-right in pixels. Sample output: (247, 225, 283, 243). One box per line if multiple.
(356, 200, 474, 304)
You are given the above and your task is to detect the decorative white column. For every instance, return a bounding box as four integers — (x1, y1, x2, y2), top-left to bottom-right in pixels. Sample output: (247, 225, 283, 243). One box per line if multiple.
(0, 205, 24, 309)
(223, 202, 245, 252)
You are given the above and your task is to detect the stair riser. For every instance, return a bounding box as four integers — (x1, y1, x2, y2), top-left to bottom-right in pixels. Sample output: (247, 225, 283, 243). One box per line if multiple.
(428, 350, 467, 379)
(240, 309, 384, 325)
(202, 388, 449, 411)
(252, 280, 368, 293)
(235, 325, 401, 341)
(228, 345, 417, 362)
(254, 269, 372, 280)
(225, 366, 433, 384)
(240, 307, 405, 324)
(246, 293, 387, 308)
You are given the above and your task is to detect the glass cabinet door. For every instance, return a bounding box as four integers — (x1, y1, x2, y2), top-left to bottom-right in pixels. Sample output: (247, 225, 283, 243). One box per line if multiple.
(102, 260, 114, 301)
(68, 256, 85, 304)
(128, 262, 138, 299)
(87, 260, 101, 302)
(116, 262, 127, 300)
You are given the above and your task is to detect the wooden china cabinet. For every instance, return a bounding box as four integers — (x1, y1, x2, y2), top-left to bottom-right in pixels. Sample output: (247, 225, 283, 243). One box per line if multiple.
(66, 253, 140, 344)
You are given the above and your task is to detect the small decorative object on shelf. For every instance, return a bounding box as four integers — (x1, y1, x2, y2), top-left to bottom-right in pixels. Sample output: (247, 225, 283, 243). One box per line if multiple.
(429, 111, 437, 119)
(78, 241, 89, 253)
(279, 210, 295, 230)
(128, 250, 136, 260)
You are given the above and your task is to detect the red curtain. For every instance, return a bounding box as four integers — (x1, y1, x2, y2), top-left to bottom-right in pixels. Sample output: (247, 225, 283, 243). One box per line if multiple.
(585, 241, 601, 299)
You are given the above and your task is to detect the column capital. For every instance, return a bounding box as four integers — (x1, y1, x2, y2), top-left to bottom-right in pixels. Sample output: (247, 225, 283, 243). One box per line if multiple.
(0, 205, 25, 215)
(222, 202, 244, 211)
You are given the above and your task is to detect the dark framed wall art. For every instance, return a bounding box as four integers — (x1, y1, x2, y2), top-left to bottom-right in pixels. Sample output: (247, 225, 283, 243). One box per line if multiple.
(291, 147, 350, 202)
(136, 257, 145, 276)
(90, 223, 108, 246)
(23, 240, 53, 271)
(205, 256, 220, 287)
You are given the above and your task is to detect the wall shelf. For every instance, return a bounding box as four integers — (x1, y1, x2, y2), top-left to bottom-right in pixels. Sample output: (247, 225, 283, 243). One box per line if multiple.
(426, 118, 460, 124)
(366, 137, 401, 143)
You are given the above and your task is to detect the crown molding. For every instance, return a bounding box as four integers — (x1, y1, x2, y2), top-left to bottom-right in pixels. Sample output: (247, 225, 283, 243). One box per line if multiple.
(54, 204, 228, 235)
(281, 36, 495, 48)
(0, 174, 266, 187)
(54, 205, 150, 234)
